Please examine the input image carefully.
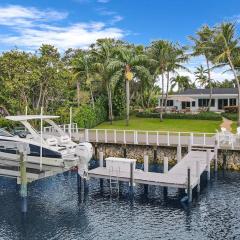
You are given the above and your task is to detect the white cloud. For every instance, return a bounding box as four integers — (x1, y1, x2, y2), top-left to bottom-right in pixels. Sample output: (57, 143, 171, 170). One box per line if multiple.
(0, 5, 125, 51)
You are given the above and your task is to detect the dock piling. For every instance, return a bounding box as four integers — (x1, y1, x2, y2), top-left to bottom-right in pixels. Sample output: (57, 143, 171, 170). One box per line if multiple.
(99, 151, 104, 189)
(143, 154, 149, 194)
(177, 145, 182, 163)
(206, 149, 211, 181)
(129, 161, 134, 199)
(187, 167, 192, 203)
(196, 160, 200, 193)
(214, 146, 218, 173)
(163, 157, 168, 197)
(163, 157, 168, 173)
(20, 150, 27, 213)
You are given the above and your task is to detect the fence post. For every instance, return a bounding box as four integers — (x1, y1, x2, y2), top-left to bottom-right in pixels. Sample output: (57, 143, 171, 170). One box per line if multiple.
(124, 130, 126, 144)
(191, 133, 193, 146)
(178, 132, 181, 146)
(187, 167, 192, 203)
(167, 132, 170, 146)
(135, 131, 138, 144)
(104, 129, 107, 143)
(96, 129, 98, 143)
(156, 132, 159, 145)
(163, 157, 168, 173)
(146, 131, 149, 145)
(114, 130, 117, 143)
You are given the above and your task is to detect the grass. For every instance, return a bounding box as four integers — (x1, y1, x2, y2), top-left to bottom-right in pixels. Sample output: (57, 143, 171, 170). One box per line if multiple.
(95, 116, 221, 133)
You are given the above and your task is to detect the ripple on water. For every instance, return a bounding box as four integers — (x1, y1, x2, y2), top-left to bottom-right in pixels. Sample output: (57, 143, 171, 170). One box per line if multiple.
(0, 171, 240, 240)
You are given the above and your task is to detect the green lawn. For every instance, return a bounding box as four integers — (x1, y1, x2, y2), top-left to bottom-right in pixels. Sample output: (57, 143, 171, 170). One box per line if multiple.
(95, 116, 221, 133)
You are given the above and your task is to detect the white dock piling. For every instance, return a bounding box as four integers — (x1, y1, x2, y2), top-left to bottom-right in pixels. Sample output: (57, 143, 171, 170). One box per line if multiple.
(99, 151, 104, 167)
(99, 151, 104, 189)
(20, 151, 27, 213)
(207, 149, 211, 180)
(187, 167, 192, 203)
(144, 154, 149, 172)
(143, 154, 149, 194)
(177, 145, 182, 163)
(129, 161, 134, 199)
(196, 160, 200, 193)
(163, 157, 168, 173)
(214, 147, 218, 172)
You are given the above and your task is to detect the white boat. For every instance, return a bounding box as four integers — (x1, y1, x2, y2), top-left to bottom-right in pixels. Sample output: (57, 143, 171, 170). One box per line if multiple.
(0, 115, 93, 168)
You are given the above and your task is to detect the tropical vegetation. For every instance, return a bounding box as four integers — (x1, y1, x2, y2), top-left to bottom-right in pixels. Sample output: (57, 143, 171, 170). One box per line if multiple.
(0, 21, 240, 128)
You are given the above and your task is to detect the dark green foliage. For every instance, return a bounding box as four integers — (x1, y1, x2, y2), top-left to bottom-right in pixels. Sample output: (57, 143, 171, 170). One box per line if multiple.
(0, 118, 17, 130)
(136, 111, 222, 121)
(73, 97, 107, 128)
(112, 78, 125, 118)
(221, 113, 237, 121)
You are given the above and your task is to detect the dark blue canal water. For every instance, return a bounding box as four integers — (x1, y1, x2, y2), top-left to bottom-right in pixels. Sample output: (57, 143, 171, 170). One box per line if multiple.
(0, 166, 240, 240)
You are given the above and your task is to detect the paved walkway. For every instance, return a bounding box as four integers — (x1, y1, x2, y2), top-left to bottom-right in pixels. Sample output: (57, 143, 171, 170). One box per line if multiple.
(221, 117, 233, 132)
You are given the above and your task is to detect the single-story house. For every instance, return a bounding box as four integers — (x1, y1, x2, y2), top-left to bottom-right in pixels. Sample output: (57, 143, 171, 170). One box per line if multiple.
(158, 88, 238, 112)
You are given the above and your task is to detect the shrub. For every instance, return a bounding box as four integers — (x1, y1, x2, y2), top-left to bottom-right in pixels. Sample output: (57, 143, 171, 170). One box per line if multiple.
(136, 111, 222, 121)
(224, 106, 238, 113)
(73, 97, 107, 128)
(221, 113, 237, 121)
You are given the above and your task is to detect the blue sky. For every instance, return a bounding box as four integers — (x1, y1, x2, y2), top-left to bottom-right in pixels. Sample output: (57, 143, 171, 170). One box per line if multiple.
(0, 0, 238, 80)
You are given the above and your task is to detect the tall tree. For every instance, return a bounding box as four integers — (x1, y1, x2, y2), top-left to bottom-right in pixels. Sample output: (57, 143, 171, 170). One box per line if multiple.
(211, 22, 240, 125)
(190, 25, 214, 111)
(170, 75, 193, 93)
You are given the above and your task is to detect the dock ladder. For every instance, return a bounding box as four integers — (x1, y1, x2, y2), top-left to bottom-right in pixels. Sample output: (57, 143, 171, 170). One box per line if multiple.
(109, 166, 120, 197)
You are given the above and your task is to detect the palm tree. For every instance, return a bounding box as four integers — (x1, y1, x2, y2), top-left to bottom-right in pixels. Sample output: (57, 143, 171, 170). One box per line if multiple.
(91, 39, 120, 124)
(190, 25, 214, 111)
(147, 40, 171, 121)
(71, 50, 95, 108)
(109, 45, 149, 126)
(194, 65, 208, 86)
(211, 22, 240, 125)
(164, 44, 189, 111)
(170, 75, 192, 93)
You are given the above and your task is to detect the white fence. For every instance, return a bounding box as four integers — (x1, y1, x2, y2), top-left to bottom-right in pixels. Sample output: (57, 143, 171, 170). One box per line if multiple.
(43, 123, 240, 149)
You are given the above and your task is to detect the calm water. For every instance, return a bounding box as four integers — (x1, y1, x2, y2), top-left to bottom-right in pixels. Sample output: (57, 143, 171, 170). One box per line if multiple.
(0, 166, 240, 240)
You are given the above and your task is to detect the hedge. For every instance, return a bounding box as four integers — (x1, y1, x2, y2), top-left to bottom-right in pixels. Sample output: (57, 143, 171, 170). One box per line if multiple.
(136, 111, 222, 121)
(0, 118, 17, 130)
(221, 113, 237, 121)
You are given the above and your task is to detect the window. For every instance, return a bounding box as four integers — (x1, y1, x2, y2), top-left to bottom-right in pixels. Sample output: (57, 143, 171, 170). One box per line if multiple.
(192, 101, 196, 107)
(229, 98, 237, 106)
(198, 99, 215, 107)
(167, 100, 173, 106)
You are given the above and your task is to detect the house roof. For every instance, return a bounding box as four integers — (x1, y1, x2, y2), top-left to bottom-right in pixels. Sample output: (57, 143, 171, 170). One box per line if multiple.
(175, 88, 238, 95)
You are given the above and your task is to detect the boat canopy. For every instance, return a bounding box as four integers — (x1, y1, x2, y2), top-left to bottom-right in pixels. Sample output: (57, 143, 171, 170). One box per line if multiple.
(6, 115, 59, 122)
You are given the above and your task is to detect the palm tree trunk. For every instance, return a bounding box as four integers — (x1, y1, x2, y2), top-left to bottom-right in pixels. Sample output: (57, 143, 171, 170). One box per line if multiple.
(107, 84, 113, 124)
(206, 58, 212, 111)
(126, 79, 130, 126)
(227, 55, 240, 126)
(160, 73, 164, 122)
(164, 71, 170, 112)
(76, 80, 80, 108)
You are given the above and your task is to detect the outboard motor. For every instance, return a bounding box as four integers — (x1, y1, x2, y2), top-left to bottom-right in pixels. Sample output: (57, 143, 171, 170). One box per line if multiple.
(75, 142, 93, 178)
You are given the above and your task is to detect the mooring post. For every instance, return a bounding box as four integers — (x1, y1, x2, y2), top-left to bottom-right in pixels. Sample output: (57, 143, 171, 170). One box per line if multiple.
(214, 146, 218, 173)
(187, 167, 192, 203)
(20, 150, 28, 213)
(129, 161, 134, 199)
(99, 151, 104, 189)
(163, 157, 168, 197)
(143, 154, 149, 194)
(123, 147, 127, 158)
(163, 157, 168, 173)
(207, 149, 211, 181)
(196, 160, 200, 193)
(177, 145, 182, 163)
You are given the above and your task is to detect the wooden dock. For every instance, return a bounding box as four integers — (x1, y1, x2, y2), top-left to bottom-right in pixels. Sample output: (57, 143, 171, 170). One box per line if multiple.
(88, 149, 216, 201)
